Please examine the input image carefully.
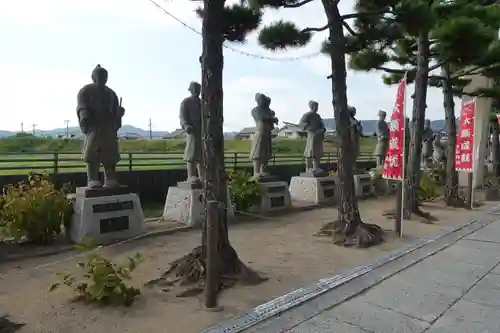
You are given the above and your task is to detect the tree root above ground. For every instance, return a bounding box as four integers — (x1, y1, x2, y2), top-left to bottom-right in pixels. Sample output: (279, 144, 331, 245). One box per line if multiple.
(315, 220, 384, 248)
(145, 245, 267, 297)
(382, 205, 438, 223)
(0, 315, 25, 333)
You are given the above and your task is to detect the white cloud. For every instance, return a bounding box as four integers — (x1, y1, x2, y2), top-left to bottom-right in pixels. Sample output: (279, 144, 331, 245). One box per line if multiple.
(0, 0, 196, 29)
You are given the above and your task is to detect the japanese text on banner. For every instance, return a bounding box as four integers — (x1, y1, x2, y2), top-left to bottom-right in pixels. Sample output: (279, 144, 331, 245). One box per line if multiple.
(382, 76, 406, 180)
(455, 99, 476, 172)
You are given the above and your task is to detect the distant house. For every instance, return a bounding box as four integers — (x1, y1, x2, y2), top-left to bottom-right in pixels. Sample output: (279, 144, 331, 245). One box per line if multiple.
(236, 127, 256, 139)
(277, 122, 307, 138)
(119, 132, 142, 140)
(236, 126, 279, 139)
(162, 128, 185, 139)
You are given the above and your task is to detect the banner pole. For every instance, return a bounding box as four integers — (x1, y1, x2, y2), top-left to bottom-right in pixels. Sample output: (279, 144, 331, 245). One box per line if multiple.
(399, 74, 407, 238)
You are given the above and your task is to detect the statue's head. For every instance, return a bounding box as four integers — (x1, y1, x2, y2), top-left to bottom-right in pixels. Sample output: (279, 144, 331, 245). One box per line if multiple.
(255, 93, 266, 106)
(348, 106, 356, 117)
(378, 110, 386, 120)
(188, 81, 201, 97)
(425, 119, 431, 127)
(264, 95, 271, 108)
(91, 64, 108, 87)
(309, 100, 319, 112)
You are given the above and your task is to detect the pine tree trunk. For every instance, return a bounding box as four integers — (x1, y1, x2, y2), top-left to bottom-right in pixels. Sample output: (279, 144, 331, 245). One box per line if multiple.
(442, 64, 461, 206)
(318, 0, 383, 247)
(491, 120, 500, 178)
(404, 32, 430, 217)
(200, 0, 237, 265)
(155, 0, 265, 292)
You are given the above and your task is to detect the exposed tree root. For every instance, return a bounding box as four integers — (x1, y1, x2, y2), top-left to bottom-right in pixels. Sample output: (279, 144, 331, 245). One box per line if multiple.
(315, 220, 384, 248)
(382, 205, 438, 223)
(0, 315, 25, 333)
(145, 245, 267, 297)
(444, 195, 467, 208)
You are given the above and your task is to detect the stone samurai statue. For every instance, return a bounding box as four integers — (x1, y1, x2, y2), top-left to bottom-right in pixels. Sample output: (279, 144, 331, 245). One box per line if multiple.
(421, 118, 434, 167)
(299, 101, 326, 175)
(349, 106, 363, 162)
(179, 81, 203, 183)
(373, 110, 389, 168)
(250, 93, 278, 179)
(76, 64, 125, 188)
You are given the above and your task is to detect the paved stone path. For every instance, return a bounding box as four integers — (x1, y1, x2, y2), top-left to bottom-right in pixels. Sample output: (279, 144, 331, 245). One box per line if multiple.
(245, 213, 500, 333)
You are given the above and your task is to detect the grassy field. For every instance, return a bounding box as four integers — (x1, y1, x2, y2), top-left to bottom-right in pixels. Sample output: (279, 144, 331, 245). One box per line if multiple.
(0, 136, 377, 176)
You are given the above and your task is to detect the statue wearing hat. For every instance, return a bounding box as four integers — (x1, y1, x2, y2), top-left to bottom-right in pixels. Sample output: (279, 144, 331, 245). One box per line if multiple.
(179, 81, 203, 183)
(349, 106, 363, 163)
(76, 64, 125, 188)
(299, 100, 326, 175)
(373, 110, 389, 168)
(249, 93, 279, 179)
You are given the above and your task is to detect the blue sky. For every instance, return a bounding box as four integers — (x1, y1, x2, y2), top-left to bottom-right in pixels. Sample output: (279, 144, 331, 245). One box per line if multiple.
(0, 0, 446, 133)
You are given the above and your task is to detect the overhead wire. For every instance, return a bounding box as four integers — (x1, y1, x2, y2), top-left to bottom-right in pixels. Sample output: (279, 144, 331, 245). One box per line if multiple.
(147, 0, 322, 61)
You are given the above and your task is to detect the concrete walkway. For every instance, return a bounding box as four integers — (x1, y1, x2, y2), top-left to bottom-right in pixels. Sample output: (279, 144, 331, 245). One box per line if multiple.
(239, 209, 500, 333)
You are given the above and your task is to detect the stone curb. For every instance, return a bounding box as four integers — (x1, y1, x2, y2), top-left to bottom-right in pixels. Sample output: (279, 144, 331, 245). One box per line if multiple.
(202, 204, 500, 333)
(0, 224, 192, 264)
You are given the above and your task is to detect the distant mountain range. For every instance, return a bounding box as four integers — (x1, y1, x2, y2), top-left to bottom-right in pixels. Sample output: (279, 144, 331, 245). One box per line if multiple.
(0, 119, 448, 138)
(322, 118, 447, 135)
(0, 125, 169, 138)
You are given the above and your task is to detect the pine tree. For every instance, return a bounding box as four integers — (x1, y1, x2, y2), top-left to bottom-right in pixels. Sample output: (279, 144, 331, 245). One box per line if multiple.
(349, 0, 500, 215)
(154, 0, 266, 295)
(240, 0, 411, 247)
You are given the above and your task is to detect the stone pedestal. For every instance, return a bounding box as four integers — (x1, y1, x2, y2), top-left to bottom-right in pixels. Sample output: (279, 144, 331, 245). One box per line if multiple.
(163, 182, 235, 227)
(353, 173, 374, 198)
(253, 181, 291, 212)
(374, 179, 398, 195)
(459, 186, 500, 201)
(289, 176, 337, 205)
(70, 186, 145, 245)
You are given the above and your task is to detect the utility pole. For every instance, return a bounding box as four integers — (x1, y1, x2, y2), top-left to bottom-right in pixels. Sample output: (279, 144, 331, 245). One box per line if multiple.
(20, 122, 24, 132)
(32, 124, 37, 136)
(148, 118, 153, 140)
(64, 120, 70, 138)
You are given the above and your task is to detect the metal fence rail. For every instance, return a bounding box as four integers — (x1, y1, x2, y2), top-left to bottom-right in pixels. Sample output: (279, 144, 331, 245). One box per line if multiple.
(0, 151, 374, 175)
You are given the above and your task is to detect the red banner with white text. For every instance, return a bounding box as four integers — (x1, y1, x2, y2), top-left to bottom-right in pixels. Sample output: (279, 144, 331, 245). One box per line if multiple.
(455, 99, 476, 172)
(382, 76, 406, 180)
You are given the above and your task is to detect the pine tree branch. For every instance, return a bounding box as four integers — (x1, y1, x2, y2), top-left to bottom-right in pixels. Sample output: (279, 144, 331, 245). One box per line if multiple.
(342, 21, 356, 36)
(301, 24, 329, 33)
(341, 10, 389, 20)
(377, 67, 407, 74)
(283, 0, 315, 8)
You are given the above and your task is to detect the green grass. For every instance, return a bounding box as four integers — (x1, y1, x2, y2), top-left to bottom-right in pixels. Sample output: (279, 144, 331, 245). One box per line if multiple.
(0, 137, 377, 176)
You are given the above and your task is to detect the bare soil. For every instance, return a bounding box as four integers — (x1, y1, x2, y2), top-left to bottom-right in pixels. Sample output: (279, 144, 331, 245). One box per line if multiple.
(0, 197, 495, 333)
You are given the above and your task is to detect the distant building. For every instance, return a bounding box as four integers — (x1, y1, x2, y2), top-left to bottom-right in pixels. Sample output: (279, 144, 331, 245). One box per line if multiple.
(236, 127, 256, 139)
(276, 122, 306, 138)
(119, 132, 142, 140)
(236, 126, 279, 139)
(162, 128, 185, 139)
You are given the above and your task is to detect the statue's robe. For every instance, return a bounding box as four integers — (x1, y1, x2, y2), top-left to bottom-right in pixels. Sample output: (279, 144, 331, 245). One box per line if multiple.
(250, 106, 274, 162)
(76, 84, 121, 166)
(179, 96, 202, 163)
(299, 111, 325, 159)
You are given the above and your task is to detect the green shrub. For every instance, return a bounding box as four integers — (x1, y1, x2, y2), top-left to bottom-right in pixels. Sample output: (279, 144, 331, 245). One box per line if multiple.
(228, 169, 262, 212)
(0, 172, 73, 244)
(50, 240, 143, 307)
(419, 170, 440, 201)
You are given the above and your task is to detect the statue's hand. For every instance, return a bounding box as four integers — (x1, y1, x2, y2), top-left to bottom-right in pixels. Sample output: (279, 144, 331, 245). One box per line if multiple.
(185, 125, 195, 134)
(273, 117, 279, 124)
(80, 118, 90, 134)
(118, 106, 125, 117)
